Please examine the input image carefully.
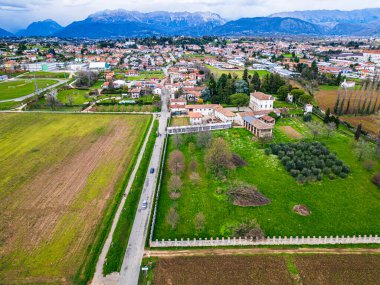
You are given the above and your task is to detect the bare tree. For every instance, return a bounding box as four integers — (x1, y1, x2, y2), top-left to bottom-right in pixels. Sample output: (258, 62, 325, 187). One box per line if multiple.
(166, 207, 179, 229)
(168, 175, 182, 193)
(173, 133, 183, 149)
(76, 71, 98, 87)
(205, 137, 234, 177)
(189, 159, 197, 172)
(168, 150, 185, 175)
(355, 140, 373, 161)
(308, 122, 321, 140)
(196, 130, 213, 148)
(45, 89, 60, 110)
(326, 122, 336, 138)
(194, 212, 206, 231)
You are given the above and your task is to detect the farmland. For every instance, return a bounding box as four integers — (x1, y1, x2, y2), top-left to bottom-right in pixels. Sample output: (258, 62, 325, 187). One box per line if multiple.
(153, 117, 380, 240)
(0, 79, 58, 100)
(0, 113, 151, 284)
(204, 64, 270, 79)
(315, 85, 380, 134)
(140, 254, 380, 285)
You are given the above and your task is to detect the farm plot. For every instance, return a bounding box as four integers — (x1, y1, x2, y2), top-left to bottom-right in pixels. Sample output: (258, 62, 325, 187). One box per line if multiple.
(0, 79, 58, 100)
(152, 256, 292, 285)
(0, 113, 151, 284)
(279, 126, 304, 139)
(153, 118, 380, 240)
(294, 254, 380, 285)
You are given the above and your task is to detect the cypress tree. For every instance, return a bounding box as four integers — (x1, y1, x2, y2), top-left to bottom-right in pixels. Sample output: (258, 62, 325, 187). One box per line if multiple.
(355, 124, 362, 141)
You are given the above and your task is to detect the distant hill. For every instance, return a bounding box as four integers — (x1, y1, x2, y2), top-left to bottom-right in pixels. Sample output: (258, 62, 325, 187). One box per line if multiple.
(270, 8, 380, 35)
(0, 27, 13, 37)
(212, 17, 322, 36)
(55, 10, 226, 38)
(17, 19, 63, 37)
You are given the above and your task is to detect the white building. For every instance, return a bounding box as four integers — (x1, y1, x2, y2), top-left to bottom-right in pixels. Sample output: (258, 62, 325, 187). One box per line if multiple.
(305, 104, 313, 113)
(341, 79, 355, 89)
(249, 92, 274, 112)
(214, 106, 238, 123)
(189, 112, 203, 125)
(89, 62, 110, 70)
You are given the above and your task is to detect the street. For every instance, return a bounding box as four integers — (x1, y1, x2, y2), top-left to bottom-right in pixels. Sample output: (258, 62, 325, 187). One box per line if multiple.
(117, 87, 170, 285)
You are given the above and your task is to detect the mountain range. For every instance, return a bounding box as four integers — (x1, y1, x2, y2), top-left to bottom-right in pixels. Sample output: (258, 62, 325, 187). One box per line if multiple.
(1, 8, 380, 38)
(16, 19, 63, 37)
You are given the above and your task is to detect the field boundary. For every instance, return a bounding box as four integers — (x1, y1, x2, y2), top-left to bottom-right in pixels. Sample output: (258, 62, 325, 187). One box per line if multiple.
(150, 235, 380, 248)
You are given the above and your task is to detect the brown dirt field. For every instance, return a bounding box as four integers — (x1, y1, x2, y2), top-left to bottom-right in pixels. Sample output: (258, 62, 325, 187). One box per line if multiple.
(279, 126, 304, 139)
(0, 114, 150, 284)
(154, 255, 292, 285)
(294, 254, 380, 285)
(342, 115, 380, 135)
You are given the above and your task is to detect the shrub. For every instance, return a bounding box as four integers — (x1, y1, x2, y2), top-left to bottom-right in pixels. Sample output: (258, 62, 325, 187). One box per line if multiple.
(372, 173, 380, 187)
(363, 160, 377, 172)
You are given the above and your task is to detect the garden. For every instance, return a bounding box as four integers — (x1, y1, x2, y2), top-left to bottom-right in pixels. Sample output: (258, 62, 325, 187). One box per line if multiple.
(153, 117, 380, 240)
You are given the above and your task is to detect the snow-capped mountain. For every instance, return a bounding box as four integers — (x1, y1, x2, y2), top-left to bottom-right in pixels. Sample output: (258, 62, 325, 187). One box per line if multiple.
(56, 10, 226, 38)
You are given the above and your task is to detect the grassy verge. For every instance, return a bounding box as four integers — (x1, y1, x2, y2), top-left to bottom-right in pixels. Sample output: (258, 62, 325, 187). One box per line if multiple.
(103, 119, 159, 275)
(74, 115, 153, 284)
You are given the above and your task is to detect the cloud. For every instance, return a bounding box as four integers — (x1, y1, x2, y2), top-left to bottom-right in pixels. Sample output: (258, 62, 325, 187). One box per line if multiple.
(0, 1, 29, 11)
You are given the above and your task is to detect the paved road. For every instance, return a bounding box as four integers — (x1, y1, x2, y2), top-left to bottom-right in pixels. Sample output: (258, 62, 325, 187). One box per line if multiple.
(117, 87, 169, 285)
(91, 117, 156, 285)
(0, 78, 69, 103)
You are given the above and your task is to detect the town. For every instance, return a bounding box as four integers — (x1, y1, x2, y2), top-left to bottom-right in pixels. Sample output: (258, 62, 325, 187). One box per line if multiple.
(1, 18, 380, 285)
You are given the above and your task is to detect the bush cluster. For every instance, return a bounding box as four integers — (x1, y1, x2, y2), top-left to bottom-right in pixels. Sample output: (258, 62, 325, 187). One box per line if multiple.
(265, 141, 350, 183)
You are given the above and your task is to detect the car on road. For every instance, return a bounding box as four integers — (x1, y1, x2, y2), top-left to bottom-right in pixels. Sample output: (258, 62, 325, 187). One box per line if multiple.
(150, 167, 155, 174)
(142, 200, 148, 209)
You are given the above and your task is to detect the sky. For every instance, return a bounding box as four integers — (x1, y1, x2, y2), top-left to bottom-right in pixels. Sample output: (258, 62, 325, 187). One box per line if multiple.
(1, 0, 380, 32)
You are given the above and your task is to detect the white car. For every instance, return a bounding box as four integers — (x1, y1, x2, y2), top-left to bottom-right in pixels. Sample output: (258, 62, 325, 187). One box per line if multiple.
(142, 200, 148, 210)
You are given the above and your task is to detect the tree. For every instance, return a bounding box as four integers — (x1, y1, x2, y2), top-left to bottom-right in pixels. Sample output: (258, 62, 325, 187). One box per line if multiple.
(326, 122, 336, 138)
(196, 130, 213, 148)
(205, 137, 234, 177)
(324, 108, 331, 124)
(168, 175, 182, 194)
(173, 133, 182, 148)
(355, 124, 362, 141)
(166, 207, 179, 229)
(242, 68, 249, 83)
(45, 90, 60, 110)
(168, 150, 185, 175)
(234, 79, 249, 95)
(277, 85, 289, 101)
(201, 88, 211, 102)
(76, 71, 98, 87)
(230, 93, 249, 111)
(308, 122, 321, 139)
(67, 95, 74, 106)
(194, 212, 206, 231)
(355, 140, 372, 161)
(251, 71, 261, 91)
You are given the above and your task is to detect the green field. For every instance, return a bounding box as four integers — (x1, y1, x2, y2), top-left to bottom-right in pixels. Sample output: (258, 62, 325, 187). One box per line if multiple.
(205, 64, 270, 79)
(153, 117, 380, 240)
(57, 89, 90, 105)
(0, 79, 58, 100)
(0, 113, 151, 284)
(21, 71, 69, 79)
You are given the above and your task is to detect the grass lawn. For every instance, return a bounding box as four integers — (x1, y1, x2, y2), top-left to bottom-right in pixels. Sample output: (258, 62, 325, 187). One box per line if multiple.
(0, 113, 151, 284)
(21, 71, 69, 79)
(205, 64, 270, 79)
(170, 117, 190, 126)
(0, 101, 22, 110)
(57, 89, 90, 105)
(153, 117, 380, 240)
(0, 79, 58, 100)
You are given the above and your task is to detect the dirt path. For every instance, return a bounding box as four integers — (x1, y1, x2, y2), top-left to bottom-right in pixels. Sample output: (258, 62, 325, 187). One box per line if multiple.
(145, 247, 380, 258)
(91, 117, 155, 285)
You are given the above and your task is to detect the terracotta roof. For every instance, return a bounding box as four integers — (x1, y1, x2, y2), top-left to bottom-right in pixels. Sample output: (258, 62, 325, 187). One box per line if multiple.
(214, 106, 236, 117)
(189, 112, 202, 118)
(243, 116, 273, 130)
(186, 104, 219, 109)
(170, 104, 187, 109)
(251, 92, 274, 101)
(261, 115, 275, 122)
